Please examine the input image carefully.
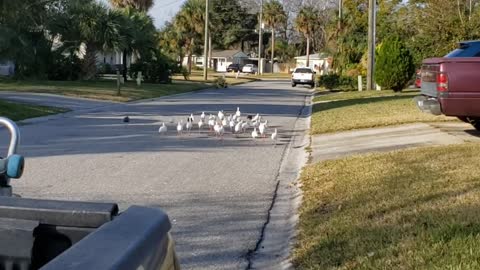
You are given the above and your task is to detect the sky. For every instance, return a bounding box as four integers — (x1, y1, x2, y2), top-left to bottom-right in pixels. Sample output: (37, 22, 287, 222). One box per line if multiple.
(100, 0, 185, 29)
(148, 0, 184, 28)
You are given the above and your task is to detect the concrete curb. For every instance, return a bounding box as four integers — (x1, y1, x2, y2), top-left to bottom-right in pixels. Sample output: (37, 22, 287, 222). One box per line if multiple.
(248, 90, 313, 269)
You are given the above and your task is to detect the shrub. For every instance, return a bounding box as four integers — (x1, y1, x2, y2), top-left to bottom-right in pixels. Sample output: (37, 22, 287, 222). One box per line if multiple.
(47, 53, 82, 81)
(129, 55, 172, 84)
(375, 36, 415, 92)
(318, 74, 356, 90)
(318, 74, 340, 89)
(97, 63, 114, 75)
(214, 76, 228, 88)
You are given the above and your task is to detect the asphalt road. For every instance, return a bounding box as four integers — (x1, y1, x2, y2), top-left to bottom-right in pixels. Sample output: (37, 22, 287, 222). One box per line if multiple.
(0, 81, 310, 269)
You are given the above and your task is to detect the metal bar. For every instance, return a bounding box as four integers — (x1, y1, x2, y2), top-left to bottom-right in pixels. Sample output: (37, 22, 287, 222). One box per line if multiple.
(0, 117, 20, 157)
(203, 0, 210, 81)
(258, 0, 263, 74)
(367, 0, 376, 90)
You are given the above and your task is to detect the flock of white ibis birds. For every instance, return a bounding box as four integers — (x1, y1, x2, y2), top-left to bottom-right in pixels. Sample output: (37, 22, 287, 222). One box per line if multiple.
(150, 107, 278, 144)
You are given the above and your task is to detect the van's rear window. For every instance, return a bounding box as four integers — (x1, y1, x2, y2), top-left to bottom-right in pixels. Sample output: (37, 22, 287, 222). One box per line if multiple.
(295, 68, 313, 73)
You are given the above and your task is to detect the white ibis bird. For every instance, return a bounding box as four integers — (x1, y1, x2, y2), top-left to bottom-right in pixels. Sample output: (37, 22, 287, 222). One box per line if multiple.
(229, 119, 235, 131)
(158, 123, 167, 135)
(241, 121, 248, 133)
(177, 120, 184, 135)
(259, 122, 267, 138)
(213, 122, 221, 136)
(271, 128, 278, 145)
(186, 119, 193, 133)
(234, 121, 242, 134)
(218, 110, 225, 120)
(251, 127, 259, 142)
(198, 119, 204, 131)
(208, 117, 216, 131)
(188, 113, 195, 122)
(200, 112, 206, 121)
(236, 107, 241, 118)
(252, 113, 260, 122)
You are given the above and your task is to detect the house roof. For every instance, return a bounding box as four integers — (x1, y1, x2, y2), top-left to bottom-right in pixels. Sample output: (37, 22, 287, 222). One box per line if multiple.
(295, 53, 330, 60)
(211, 50, 248, 59)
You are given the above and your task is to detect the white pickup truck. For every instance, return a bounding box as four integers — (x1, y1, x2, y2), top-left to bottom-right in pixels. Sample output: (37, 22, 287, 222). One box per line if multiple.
(291, 67, 316, 88)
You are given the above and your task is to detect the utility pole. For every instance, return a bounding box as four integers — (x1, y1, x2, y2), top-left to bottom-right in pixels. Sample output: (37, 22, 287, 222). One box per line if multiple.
(338, 0, 342, 29)
(203, 0, 209, 81)
(258, 0, 264, 75)
(367, 0, 376, 90)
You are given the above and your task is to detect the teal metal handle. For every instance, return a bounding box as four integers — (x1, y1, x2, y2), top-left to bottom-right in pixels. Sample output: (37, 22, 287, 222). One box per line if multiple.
(0, 117, 20, 157)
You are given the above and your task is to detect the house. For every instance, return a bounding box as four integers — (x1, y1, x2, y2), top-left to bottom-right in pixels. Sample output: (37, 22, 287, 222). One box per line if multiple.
(183, 50, 249, 72)
(294, 53, 332, 75)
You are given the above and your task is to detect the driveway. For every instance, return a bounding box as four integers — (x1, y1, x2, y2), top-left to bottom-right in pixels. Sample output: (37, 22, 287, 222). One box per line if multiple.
(0, 81, 311, 269)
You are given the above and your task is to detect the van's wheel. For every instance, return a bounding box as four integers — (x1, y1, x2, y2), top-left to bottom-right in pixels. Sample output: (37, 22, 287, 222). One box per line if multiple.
(458, 116, 469, 123)
(468, 118, 480, 131)
(292, 83, 296, 87)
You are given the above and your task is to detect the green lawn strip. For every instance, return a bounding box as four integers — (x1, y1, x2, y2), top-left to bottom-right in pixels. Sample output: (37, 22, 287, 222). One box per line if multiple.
(311, 91, 456, 134)
(294, 143, 480, 269)
(0, 99, 67, 121)
(313, 89, 420, 103)
(0, 79, 210, 102)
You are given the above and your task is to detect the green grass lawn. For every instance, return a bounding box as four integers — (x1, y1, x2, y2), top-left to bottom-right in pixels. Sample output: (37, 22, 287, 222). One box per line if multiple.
(0, 78, 210, 102)
(311, 90, 456, 134)
(0, 99, 67, 121)
(295, 143, 480, 269)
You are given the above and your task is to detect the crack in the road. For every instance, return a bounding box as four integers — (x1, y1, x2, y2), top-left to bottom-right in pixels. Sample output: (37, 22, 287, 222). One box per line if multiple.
(244, 92, 311, 270)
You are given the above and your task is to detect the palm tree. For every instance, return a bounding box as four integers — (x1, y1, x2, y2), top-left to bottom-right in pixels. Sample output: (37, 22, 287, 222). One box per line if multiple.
(159, 22, 186, 67)
(263, 0, 287, 73)
(174, 0, 205, 74)
(70, 1, 125, 80)
(109, 0, 154, 12)
(117, 8, 157, 81)
(295, 7, 319, 68)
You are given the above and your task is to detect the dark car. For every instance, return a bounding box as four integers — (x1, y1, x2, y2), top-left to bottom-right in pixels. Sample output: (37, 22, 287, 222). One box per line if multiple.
(227, 64, 241, 73)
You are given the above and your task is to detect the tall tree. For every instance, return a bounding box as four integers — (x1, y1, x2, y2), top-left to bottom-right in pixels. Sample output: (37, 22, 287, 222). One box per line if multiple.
(109, 0, 153, 12)
(263, 0, 287, 72)
(174, 0, 205, 74)
(72, 1, 126, 79)
(295, 6, 319, 67)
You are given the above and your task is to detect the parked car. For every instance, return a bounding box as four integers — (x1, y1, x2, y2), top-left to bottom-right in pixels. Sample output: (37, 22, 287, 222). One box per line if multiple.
(291, 67, 316, 88)
(242, 64, 258, 74)
(415, 40, 480, 130)
(227, 64, 241, 73)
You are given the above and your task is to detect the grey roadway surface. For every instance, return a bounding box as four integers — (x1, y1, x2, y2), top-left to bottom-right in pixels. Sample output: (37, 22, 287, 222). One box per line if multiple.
(0, 81, 310, 270)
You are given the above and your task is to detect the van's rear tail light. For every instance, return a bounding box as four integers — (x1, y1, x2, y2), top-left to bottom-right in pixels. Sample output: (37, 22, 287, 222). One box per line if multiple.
(437, 72, 448, 92)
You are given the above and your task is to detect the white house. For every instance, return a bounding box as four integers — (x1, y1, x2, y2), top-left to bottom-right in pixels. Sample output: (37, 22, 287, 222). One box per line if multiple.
(183, 50, 249, 72)
(294, 53, 332, 75)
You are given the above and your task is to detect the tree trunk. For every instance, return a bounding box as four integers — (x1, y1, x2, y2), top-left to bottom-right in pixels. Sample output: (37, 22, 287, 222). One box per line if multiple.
(82, 42, 97, 80)
(271, 28, 275, 73)
(122, 49, 128, 82)
(306, 36, 310, 68)
(188, 38, 194, 74)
